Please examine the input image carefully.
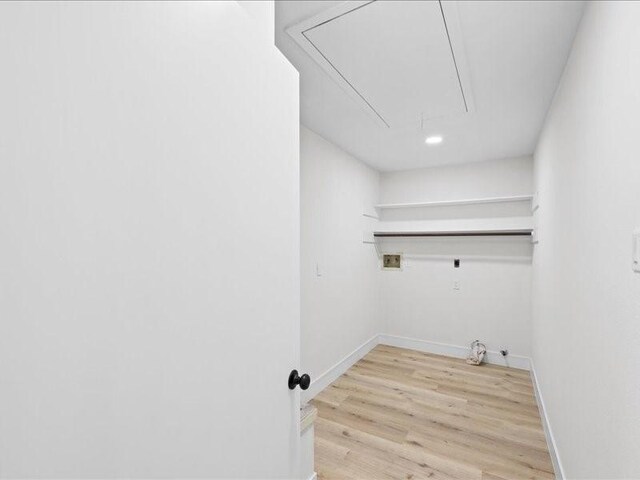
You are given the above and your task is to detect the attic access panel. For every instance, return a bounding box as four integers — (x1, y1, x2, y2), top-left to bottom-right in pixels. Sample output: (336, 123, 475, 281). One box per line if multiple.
(287, 1, 471, 128)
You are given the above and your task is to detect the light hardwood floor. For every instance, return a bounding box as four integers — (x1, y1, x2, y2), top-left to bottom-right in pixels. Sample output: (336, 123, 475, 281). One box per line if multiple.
(312, 345, 554, 480)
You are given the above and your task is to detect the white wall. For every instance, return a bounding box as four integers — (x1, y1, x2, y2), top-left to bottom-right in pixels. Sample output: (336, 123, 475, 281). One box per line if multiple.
(300, 126, 382, 383)
(0, 2, 300, 478)
(379, 158, 534, 359)
(532, 2, 640, 478)
(380, 156, 534, 204)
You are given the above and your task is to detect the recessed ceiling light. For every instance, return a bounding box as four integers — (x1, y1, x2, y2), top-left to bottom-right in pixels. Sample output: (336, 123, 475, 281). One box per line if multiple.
(425, 135, 443, 145)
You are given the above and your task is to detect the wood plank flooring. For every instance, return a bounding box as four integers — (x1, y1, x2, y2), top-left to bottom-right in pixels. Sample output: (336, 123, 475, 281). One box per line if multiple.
(312, 345, 554, 480)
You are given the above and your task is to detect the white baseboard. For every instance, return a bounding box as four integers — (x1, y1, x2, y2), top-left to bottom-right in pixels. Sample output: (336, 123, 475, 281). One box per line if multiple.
(378, 334, 531, 370)
(302, 334, 379, 402)
(530, 359, 564, 480)
(304, 333, 531, 402)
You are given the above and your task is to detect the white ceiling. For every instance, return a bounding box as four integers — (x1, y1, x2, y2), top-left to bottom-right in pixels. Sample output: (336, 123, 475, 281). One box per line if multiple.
(275, 0, 585, 172)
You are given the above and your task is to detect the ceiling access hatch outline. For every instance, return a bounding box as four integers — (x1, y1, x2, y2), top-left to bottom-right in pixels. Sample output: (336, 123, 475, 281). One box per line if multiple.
(286, 0, 474, 129)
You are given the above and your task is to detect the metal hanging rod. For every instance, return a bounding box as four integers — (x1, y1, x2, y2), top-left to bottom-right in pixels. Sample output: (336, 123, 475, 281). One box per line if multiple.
(374, 230, 532, 238)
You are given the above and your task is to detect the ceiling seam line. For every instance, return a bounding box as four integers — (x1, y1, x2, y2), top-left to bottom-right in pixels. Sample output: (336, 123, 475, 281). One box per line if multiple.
(302, 1, 377, 35)
(438, 0, 469, 112)
(301, 31, 391, 128)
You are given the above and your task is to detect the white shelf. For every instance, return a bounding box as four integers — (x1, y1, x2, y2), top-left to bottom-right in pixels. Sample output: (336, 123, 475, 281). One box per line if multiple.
(375, 194, 533, 210)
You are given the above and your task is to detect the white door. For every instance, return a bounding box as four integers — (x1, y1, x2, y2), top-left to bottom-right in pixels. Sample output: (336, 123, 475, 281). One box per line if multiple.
(0, 2, 301, 478)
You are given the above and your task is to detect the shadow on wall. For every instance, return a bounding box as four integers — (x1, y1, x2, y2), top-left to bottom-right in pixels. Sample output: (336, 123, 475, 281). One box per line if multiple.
(381, 202, 532, 222)
(378, 236, 533, 262)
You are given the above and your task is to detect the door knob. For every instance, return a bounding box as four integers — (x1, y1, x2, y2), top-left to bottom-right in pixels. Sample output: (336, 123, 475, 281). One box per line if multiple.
(288, 369, 310, 390)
